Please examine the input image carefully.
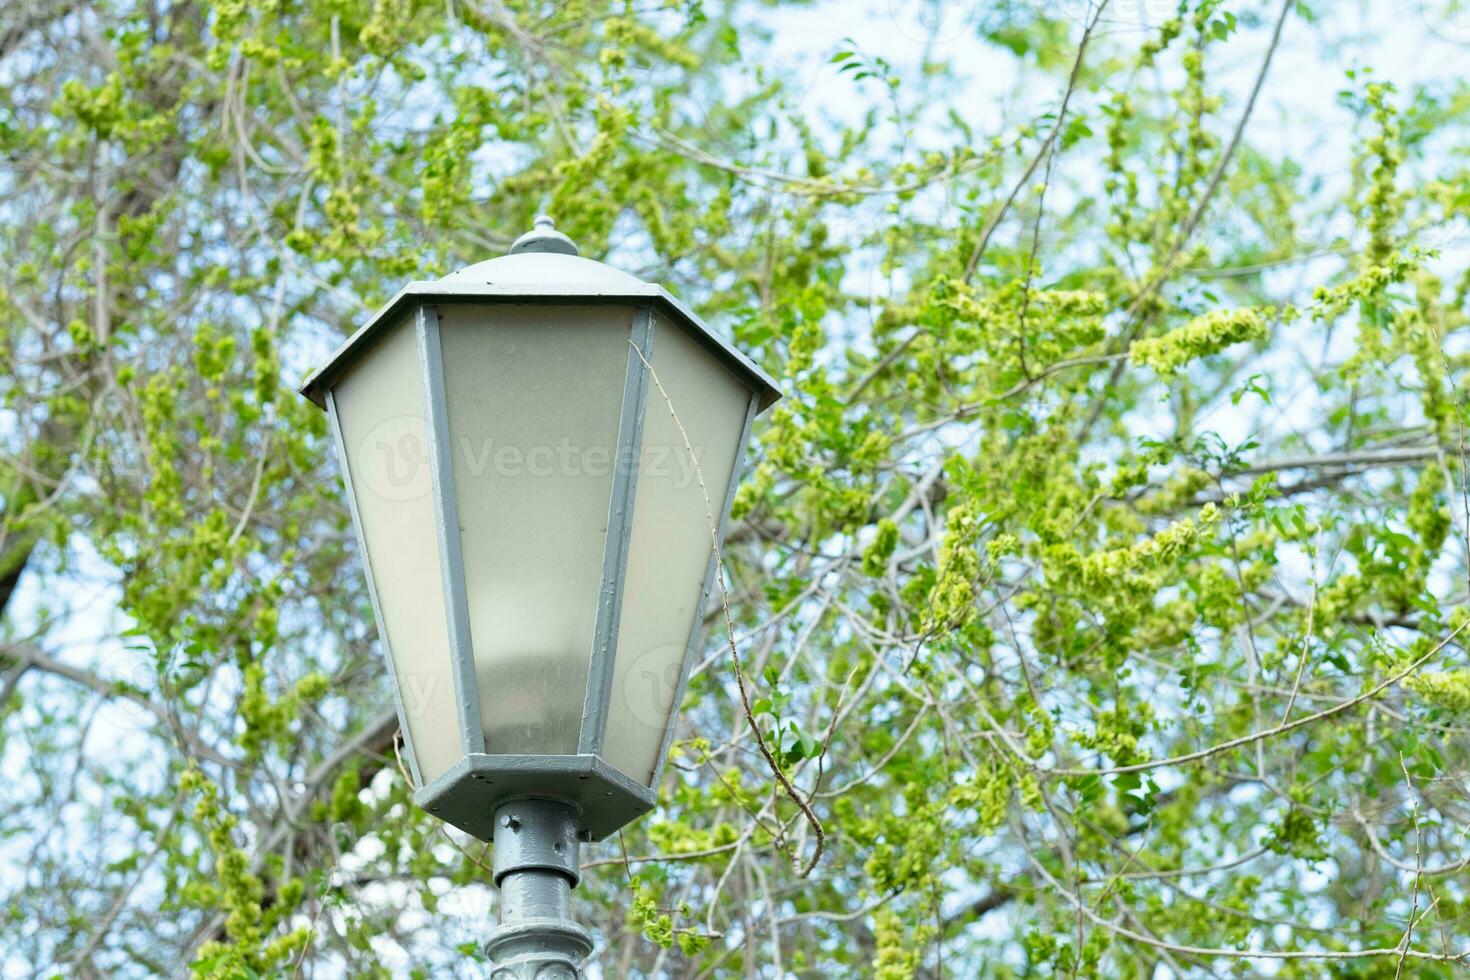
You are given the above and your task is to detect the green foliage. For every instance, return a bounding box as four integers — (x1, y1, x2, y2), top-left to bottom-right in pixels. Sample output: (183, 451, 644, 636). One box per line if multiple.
(1405, 669, 1470, 713)
(871, 907, 932, 979)
(5, 1, 1470, 977)
(1130, 308, 1270, 378)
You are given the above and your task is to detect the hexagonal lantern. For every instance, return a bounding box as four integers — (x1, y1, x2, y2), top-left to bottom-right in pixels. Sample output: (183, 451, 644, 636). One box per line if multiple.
(301, 217, 780, 846)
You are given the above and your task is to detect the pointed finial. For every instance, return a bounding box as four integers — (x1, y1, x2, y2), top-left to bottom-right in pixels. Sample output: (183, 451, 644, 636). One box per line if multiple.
(509, 214, 580, 256)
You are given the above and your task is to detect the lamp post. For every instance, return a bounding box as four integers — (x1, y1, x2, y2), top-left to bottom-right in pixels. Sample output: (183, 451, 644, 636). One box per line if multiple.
(299, 217, 780, 977)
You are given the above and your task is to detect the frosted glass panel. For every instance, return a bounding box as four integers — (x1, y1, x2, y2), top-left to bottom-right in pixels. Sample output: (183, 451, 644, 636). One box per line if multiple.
(438, 304, 633, 755)
(603, 319, 750, 785)
(333, 318, 463, 785)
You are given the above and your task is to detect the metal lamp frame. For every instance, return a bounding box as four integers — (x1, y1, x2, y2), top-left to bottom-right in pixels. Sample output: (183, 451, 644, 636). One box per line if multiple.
(306, 283, 777, 843)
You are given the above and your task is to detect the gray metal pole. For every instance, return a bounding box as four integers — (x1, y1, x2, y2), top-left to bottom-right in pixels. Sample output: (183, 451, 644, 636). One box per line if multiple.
(485, 798, 594, 980)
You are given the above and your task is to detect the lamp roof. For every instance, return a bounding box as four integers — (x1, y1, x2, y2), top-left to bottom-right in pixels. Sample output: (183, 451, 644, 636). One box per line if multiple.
(438, 251, 647, 290)
(299, 220, 780, 412)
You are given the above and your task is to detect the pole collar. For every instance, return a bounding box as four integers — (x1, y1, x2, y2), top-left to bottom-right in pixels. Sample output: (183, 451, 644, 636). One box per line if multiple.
(491, 798, 584, 886)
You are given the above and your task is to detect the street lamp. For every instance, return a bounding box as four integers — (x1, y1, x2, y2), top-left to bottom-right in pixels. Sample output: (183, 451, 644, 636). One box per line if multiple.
(299, 217, 780, 977)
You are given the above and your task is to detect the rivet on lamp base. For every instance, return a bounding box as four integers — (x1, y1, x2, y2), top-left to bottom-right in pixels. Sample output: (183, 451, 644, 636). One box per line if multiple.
(485, 798, 593, 979)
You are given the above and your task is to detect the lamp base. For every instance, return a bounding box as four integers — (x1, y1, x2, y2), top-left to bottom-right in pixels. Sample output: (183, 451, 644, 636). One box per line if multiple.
(416, 753, 655, 842)
(485, 798, 593, 979)
(484, 918, 593, 980)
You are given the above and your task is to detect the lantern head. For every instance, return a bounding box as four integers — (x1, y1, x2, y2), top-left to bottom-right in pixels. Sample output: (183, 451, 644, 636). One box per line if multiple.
(300, 218, 779, 840)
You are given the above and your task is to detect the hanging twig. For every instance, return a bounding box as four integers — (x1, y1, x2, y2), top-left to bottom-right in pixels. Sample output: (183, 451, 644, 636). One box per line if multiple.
(630, 339, 825, 877)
